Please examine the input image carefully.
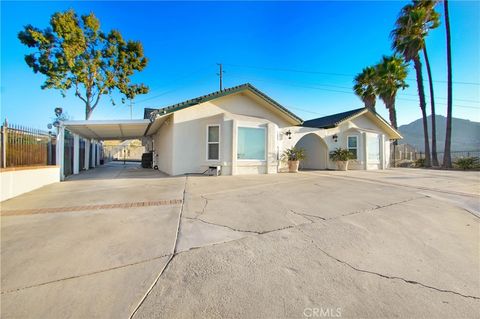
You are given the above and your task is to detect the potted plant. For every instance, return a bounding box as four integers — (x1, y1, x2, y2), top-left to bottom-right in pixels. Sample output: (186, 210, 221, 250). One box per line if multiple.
(329, 148, 354, 171)
(281, 147, 306, 173)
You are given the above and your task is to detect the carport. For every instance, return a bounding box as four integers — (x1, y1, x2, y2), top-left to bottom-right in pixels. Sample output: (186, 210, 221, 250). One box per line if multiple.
(57, 119, 151, 180)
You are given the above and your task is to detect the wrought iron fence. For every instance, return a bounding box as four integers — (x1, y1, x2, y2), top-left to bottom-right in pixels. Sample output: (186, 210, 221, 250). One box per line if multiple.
(1, 121, 56, 168)
(391, 144, 480, 167)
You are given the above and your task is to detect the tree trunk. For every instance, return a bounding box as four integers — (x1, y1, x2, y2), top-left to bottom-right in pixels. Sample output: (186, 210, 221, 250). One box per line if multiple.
(388, 103, 398, 130)
(85, 102, 92, 120)
(443, 0, 453, 168)
(365, 97, 376, 111)
(423, 46, 439, 166)
(413, 56, 431, 168)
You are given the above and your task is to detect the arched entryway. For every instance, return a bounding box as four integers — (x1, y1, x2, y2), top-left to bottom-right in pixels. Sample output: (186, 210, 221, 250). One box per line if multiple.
(295, 133, 328, 170)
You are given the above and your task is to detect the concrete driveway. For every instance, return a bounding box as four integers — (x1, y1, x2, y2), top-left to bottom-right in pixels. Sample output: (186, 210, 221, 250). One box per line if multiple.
(1, 163, 479, 318)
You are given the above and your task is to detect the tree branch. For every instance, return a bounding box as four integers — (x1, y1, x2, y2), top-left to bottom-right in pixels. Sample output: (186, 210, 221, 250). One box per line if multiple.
(75, 82, 88, 104)
(91, 87, 104, 111)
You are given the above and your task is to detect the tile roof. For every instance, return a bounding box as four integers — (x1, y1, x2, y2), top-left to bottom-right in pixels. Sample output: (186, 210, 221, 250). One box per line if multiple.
(143, 83, 303, 123)
(301, 107, 366, 128)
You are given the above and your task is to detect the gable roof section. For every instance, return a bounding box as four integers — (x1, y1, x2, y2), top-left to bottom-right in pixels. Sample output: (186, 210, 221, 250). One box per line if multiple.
(302, 108, 365, 129)
(302, 107, 402, 139)
(143, 83, 303, 124)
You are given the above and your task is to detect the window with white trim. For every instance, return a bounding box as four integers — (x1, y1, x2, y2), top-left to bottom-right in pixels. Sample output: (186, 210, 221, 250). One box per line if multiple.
(207, 125, 220, 160)
(347, 136, 358, 159)
(237, 127, 266, 160)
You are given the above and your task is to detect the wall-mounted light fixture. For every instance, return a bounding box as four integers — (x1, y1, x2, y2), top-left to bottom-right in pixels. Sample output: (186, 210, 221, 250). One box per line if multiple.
(332, 134, 338, 142)
(285, 130, 292, 140)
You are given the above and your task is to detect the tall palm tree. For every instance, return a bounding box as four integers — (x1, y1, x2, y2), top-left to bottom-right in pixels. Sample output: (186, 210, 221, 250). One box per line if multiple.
(391, 4, 434, 167)
(443, 0, 453, 168)
(375, 55, 409, 130)
(414, 0, 441, 166)
(354, 67, 378, 110)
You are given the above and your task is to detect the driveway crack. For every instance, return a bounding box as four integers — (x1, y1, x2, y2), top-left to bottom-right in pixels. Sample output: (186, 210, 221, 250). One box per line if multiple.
(299, 228, 480, 301)
(0, 253, 173, 295)
(129, 175, 188, 319)
(326, 195, 428, 220)
(290, 209, 326, 222)
(184, 215, 274, 234)
(194, 195, 209, 218)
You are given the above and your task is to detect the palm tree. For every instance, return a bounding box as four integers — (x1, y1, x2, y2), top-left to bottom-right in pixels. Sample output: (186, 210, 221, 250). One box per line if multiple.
(375, 55, 409, 130)
(414, 0, 441, 166)
(443, 0, 453, 168)
(354, 67, 378, 110)
(391, 3, 434, 167)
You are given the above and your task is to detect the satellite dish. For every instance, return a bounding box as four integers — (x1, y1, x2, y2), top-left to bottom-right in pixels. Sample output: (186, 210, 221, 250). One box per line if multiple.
(47, 124, 53, 129)
(54, 107, 63, 117)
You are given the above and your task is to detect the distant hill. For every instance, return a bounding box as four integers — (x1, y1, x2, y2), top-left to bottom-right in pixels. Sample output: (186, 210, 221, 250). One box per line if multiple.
(398, 115, 480, 152)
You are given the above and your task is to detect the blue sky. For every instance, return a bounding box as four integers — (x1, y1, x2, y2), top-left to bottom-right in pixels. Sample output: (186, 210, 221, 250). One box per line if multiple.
(1, 1, 479, 130)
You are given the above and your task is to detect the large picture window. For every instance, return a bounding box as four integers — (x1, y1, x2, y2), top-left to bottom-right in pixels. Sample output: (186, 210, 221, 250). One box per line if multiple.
(347, 136, 358, 159)
(207, 125, 220, 160)
(237, 127, 266, 160)
(367, 135, 380, 163)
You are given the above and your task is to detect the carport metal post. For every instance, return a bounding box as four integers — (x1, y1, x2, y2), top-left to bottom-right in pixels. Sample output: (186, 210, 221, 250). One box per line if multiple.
(91, 141, 96, 168)
(84, 139, 90, 170)
(97, 144, 101, 166)
(73, 134, 80, 174)
(56, 124, 65, 181)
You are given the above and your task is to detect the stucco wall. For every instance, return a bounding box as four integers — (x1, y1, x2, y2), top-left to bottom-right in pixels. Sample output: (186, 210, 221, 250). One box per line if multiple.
(213, 93, 293, 128)
(295, 133, 328, 170)
(152, 116, 174, 175)
(163, 93, 284, 176)
(1, 166, 60, 202)
(283, 113, 393, 171)
(173, 109, 226, 175)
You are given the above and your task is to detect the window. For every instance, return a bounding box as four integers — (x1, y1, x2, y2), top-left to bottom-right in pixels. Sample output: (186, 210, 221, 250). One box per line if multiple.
(237, 127, 266, 160)
(347, 136, 358, 159)
(207, 125, 220, 160)
(367, 135, 380, 163)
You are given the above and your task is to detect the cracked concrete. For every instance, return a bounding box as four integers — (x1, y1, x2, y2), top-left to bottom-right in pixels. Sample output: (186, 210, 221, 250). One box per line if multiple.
(1, 163, 479, 318)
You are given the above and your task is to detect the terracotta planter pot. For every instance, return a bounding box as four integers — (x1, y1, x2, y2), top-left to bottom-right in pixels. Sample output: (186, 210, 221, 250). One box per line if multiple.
(288, 160, 300, 173)
(336, 161, 349, 171)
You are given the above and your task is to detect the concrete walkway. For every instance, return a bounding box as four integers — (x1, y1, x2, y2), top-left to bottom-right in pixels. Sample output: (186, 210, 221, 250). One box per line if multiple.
(1, 162, 186, 318)
(1, 164, 479, 318)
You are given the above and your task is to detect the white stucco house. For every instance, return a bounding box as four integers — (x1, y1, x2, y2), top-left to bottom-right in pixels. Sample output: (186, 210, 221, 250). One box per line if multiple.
(141, 83, 402, 175)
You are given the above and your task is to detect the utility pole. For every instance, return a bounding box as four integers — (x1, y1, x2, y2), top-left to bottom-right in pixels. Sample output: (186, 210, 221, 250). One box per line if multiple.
(216, 63, 224, 91)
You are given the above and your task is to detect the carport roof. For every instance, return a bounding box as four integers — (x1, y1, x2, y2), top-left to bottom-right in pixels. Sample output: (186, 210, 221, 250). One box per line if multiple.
(63, 119, 150, 140)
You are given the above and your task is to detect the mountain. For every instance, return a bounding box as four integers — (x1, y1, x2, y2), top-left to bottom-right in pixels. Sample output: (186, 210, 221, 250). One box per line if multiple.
(398, 115, 480, 152)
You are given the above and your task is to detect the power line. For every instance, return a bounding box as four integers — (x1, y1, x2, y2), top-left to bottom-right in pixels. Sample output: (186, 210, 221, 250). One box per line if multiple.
(228, 74, 480, 110)
(224, 63, 480, 86)
(136, 67, 212, 104)
(136, 73, 215, 105)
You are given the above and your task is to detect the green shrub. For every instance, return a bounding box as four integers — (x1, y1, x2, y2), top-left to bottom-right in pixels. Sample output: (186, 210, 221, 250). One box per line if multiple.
(329, 148, 355, 162)
(454, 157, 479, 170)
(281, 147, 306, 161)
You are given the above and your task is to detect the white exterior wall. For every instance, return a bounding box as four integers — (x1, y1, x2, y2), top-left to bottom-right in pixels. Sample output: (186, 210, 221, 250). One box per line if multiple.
(295, 133, 328, 170)
(1, 167, 60, 201)
(150, 93, 291, 176)
(283, 113, 395, 171)
(152, 116, 174, 175)
(148, 95, 397, 174)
